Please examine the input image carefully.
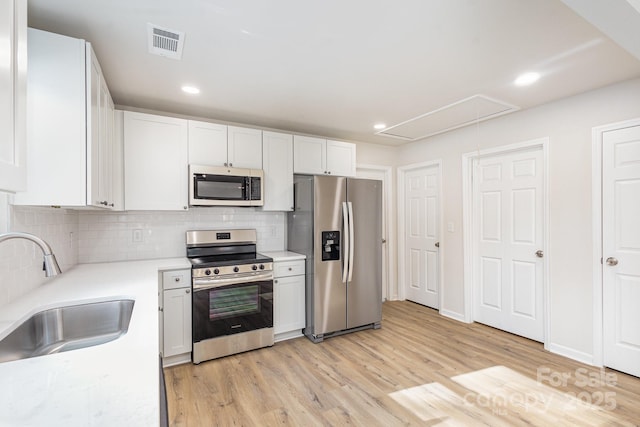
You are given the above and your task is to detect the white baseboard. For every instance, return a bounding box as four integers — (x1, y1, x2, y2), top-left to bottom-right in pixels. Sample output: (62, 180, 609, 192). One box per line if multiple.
(275, 329, 303, 343)
(439, 309, 468, 323)
(546, 342, 596, 366)
(162, 352, 191, 368)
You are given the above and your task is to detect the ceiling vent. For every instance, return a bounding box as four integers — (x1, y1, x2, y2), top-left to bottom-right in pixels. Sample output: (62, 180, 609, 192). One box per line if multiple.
(377, 95, 519, 141)
(147, 23, 185, 60)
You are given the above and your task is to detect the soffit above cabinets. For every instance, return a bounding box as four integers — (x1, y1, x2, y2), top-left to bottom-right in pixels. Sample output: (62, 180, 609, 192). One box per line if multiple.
(377, 95, 519, 141)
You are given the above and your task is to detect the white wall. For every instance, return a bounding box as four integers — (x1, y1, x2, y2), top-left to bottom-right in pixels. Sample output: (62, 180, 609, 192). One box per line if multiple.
(396, 77, 640, 361)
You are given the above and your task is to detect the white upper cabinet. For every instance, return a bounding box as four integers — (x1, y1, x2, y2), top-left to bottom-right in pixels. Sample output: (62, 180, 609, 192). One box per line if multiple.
(326, 139, 356, 177)
(124, 111, 188, 211)
(188, 121, 262, 169)
(227, 126, 262, 169)
(13, 28, 116, 208)
(262, 131, 293, 211)
(293, 135, 356, 177)
(188, 120, 227, 166)
(0, 0, 26, 193)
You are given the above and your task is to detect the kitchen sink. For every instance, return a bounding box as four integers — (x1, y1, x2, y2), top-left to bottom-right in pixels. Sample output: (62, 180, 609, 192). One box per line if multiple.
(0, 299, 134, 363)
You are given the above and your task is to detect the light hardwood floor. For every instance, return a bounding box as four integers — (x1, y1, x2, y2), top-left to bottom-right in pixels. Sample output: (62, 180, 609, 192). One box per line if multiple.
(165, 301, 640, 426)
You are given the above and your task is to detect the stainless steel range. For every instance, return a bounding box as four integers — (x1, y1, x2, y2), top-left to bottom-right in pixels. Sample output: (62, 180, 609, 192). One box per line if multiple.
(187, 229, 274, 364)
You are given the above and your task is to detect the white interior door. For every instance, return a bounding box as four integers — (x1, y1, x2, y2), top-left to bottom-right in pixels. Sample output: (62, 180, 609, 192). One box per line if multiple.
(404, 164, 440, 309)
(356, 166, 389, 301)
(603, 125, 640, 377)
(473, 147, 544, 342)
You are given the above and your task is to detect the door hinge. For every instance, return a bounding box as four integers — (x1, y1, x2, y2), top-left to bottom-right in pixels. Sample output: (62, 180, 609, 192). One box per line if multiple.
(600, 257, 603, 264)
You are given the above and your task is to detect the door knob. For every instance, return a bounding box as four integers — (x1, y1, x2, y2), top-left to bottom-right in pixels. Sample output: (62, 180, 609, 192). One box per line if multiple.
(535, 250, 544, 258)
(435, 242, 440, 248)
(606, 257, 618, 266)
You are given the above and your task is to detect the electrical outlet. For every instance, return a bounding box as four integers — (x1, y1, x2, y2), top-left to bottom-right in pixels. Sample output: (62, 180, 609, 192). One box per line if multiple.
(132, 229, 143, 243)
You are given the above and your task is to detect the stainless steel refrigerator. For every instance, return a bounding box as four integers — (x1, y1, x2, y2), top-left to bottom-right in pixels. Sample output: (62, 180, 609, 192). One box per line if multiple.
(287, 174, 382, 342)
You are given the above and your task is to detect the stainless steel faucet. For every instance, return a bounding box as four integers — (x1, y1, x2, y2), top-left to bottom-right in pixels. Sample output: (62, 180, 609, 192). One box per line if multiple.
(0, 232, 62, 277)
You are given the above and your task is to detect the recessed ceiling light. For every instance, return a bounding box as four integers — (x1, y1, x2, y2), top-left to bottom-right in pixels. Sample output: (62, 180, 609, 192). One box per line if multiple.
(514, 72, 540, 86)
(181, 85, 200, 94)
(373, 123, 387, 130)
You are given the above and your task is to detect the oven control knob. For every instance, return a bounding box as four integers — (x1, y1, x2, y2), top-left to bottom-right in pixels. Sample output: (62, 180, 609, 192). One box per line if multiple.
(233, 266, 240, 273)
(252, 265, 258, 271)
(205, 269, 211, 276)
(259, 264, 265, 270)
(213, 268, 220, 275)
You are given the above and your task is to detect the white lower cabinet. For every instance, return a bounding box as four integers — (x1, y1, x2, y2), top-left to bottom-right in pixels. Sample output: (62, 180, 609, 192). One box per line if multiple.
(160, 269, 192, 367)
(273, 259, 305, 341)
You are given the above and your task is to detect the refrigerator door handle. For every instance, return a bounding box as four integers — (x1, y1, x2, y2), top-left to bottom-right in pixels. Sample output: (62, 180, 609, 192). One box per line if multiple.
(342, 202, 350, 283)
(347, 201, 355, 282)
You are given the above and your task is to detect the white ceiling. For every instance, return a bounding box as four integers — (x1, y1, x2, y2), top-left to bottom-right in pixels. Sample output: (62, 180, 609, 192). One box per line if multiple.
(27, 0, 640, 146)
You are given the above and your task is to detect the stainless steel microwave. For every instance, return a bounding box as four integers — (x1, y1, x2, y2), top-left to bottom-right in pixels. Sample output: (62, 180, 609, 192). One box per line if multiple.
(189, 165, 264, 207)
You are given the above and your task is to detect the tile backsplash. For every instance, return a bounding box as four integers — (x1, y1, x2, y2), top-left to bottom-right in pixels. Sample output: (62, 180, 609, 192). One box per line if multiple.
(0, 202, 286, 307)
(77, 207, 287, 263)
(0, 204, 79, 307)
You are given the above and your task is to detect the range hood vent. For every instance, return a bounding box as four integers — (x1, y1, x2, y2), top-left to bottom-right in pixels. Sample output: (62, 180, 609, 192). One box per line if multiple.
(147, 23, 185, 60)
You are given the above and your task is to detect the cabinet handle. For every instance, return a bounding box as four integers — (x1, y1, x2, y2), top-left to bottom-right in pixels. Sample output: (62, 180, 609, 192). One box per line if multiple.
(183, 206, 188, 210)
(185, 289, 191, 294)
(327, 171, 331, 175)
(174, 277, 180, 282)
(224, 162, 228, 167)
(159, 307, 163, 312)
(229, 163, 233, 167)
(274, 279, 278, 284)
(288, 267, 292, 271)
(98, 200, 108, 206)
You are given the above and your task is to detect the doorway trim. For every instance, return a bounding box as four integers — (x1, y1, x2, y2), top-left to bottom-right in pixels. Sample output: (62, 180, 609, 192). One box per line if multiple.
(356, 163, 395, 301)
(397, 160, 444, 308)
(591, 117, 640, 367)
(462, 137, 550, 345)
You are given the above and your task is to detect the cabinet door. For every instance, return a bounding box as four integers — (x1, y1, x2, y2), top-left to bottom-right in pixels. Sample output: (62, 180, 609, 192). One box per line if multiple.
(326, 140, 356, 177)
(163, 287, 192, 358)
(124, 111, 188, 210)
(228, 126, 262, 169)
(0, 0, 26, 193)
(188, 120, 227, 166)
(14, 28, 87, 206)
(262, 131, 293, 211)
(112, 110, 124, 210)
(293, 135, 326, 175)
(87, 45, 113, 208)
(274, 275, 306, 335)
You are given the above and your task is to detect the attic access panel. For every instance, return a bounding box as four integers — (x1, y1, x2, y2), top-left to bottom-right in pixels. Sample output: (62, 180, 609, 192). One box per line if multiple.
(378, 95, 519, 141)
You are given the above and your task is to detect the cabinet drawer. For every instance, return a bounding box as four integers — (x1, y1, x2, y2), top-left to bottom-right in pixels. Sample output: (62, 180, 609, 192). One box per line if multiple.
(274, 260, 305, 278)
(162, 269, 191, 290)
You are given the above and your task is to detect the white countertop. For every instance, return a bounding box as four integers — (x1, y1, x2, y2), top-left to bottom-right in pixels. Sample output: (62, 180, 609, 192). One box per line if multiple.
(262, 250, 306, 262)
(0, 258, 190, 427)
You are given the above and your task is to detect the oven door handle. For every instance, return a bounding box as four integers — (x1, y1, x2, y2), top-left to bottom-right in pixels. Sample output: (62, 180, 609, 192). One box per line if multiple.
(192, 272, 273, 291)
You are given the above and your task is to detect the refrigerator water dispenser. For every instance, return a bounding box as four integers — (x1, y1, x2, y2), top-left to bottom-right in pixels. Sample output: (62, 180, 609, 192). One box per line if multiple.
(321, 231, 340, 261)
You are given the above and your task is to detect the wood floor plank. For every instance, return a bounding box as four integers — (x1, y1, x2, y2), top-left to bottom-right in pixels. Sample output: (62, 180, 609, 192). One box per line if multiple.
(165, 301, 640, 426)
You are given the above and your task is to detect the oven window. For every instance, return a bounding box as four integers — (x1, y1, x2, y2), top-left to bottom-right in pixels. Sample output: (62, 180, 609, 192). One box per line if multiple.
(209, 285, 259, 319)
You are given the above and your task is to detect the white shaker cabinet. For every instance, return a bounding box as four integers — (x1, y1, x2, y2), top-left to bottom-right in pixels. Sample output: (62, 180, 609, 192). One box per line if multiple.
(187, 120, 227, 166)
(160, 269, 192, 367)
(293, 136, 356, 177)
(0, 0, 26, 193)
(227, 126, 263, 169)
(261, 131, 293, 211)
(272, 258, 306, 342)
(13, 28, 116, 208)
(188, 121, 262, 169)
(124, 111, 188, 211)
